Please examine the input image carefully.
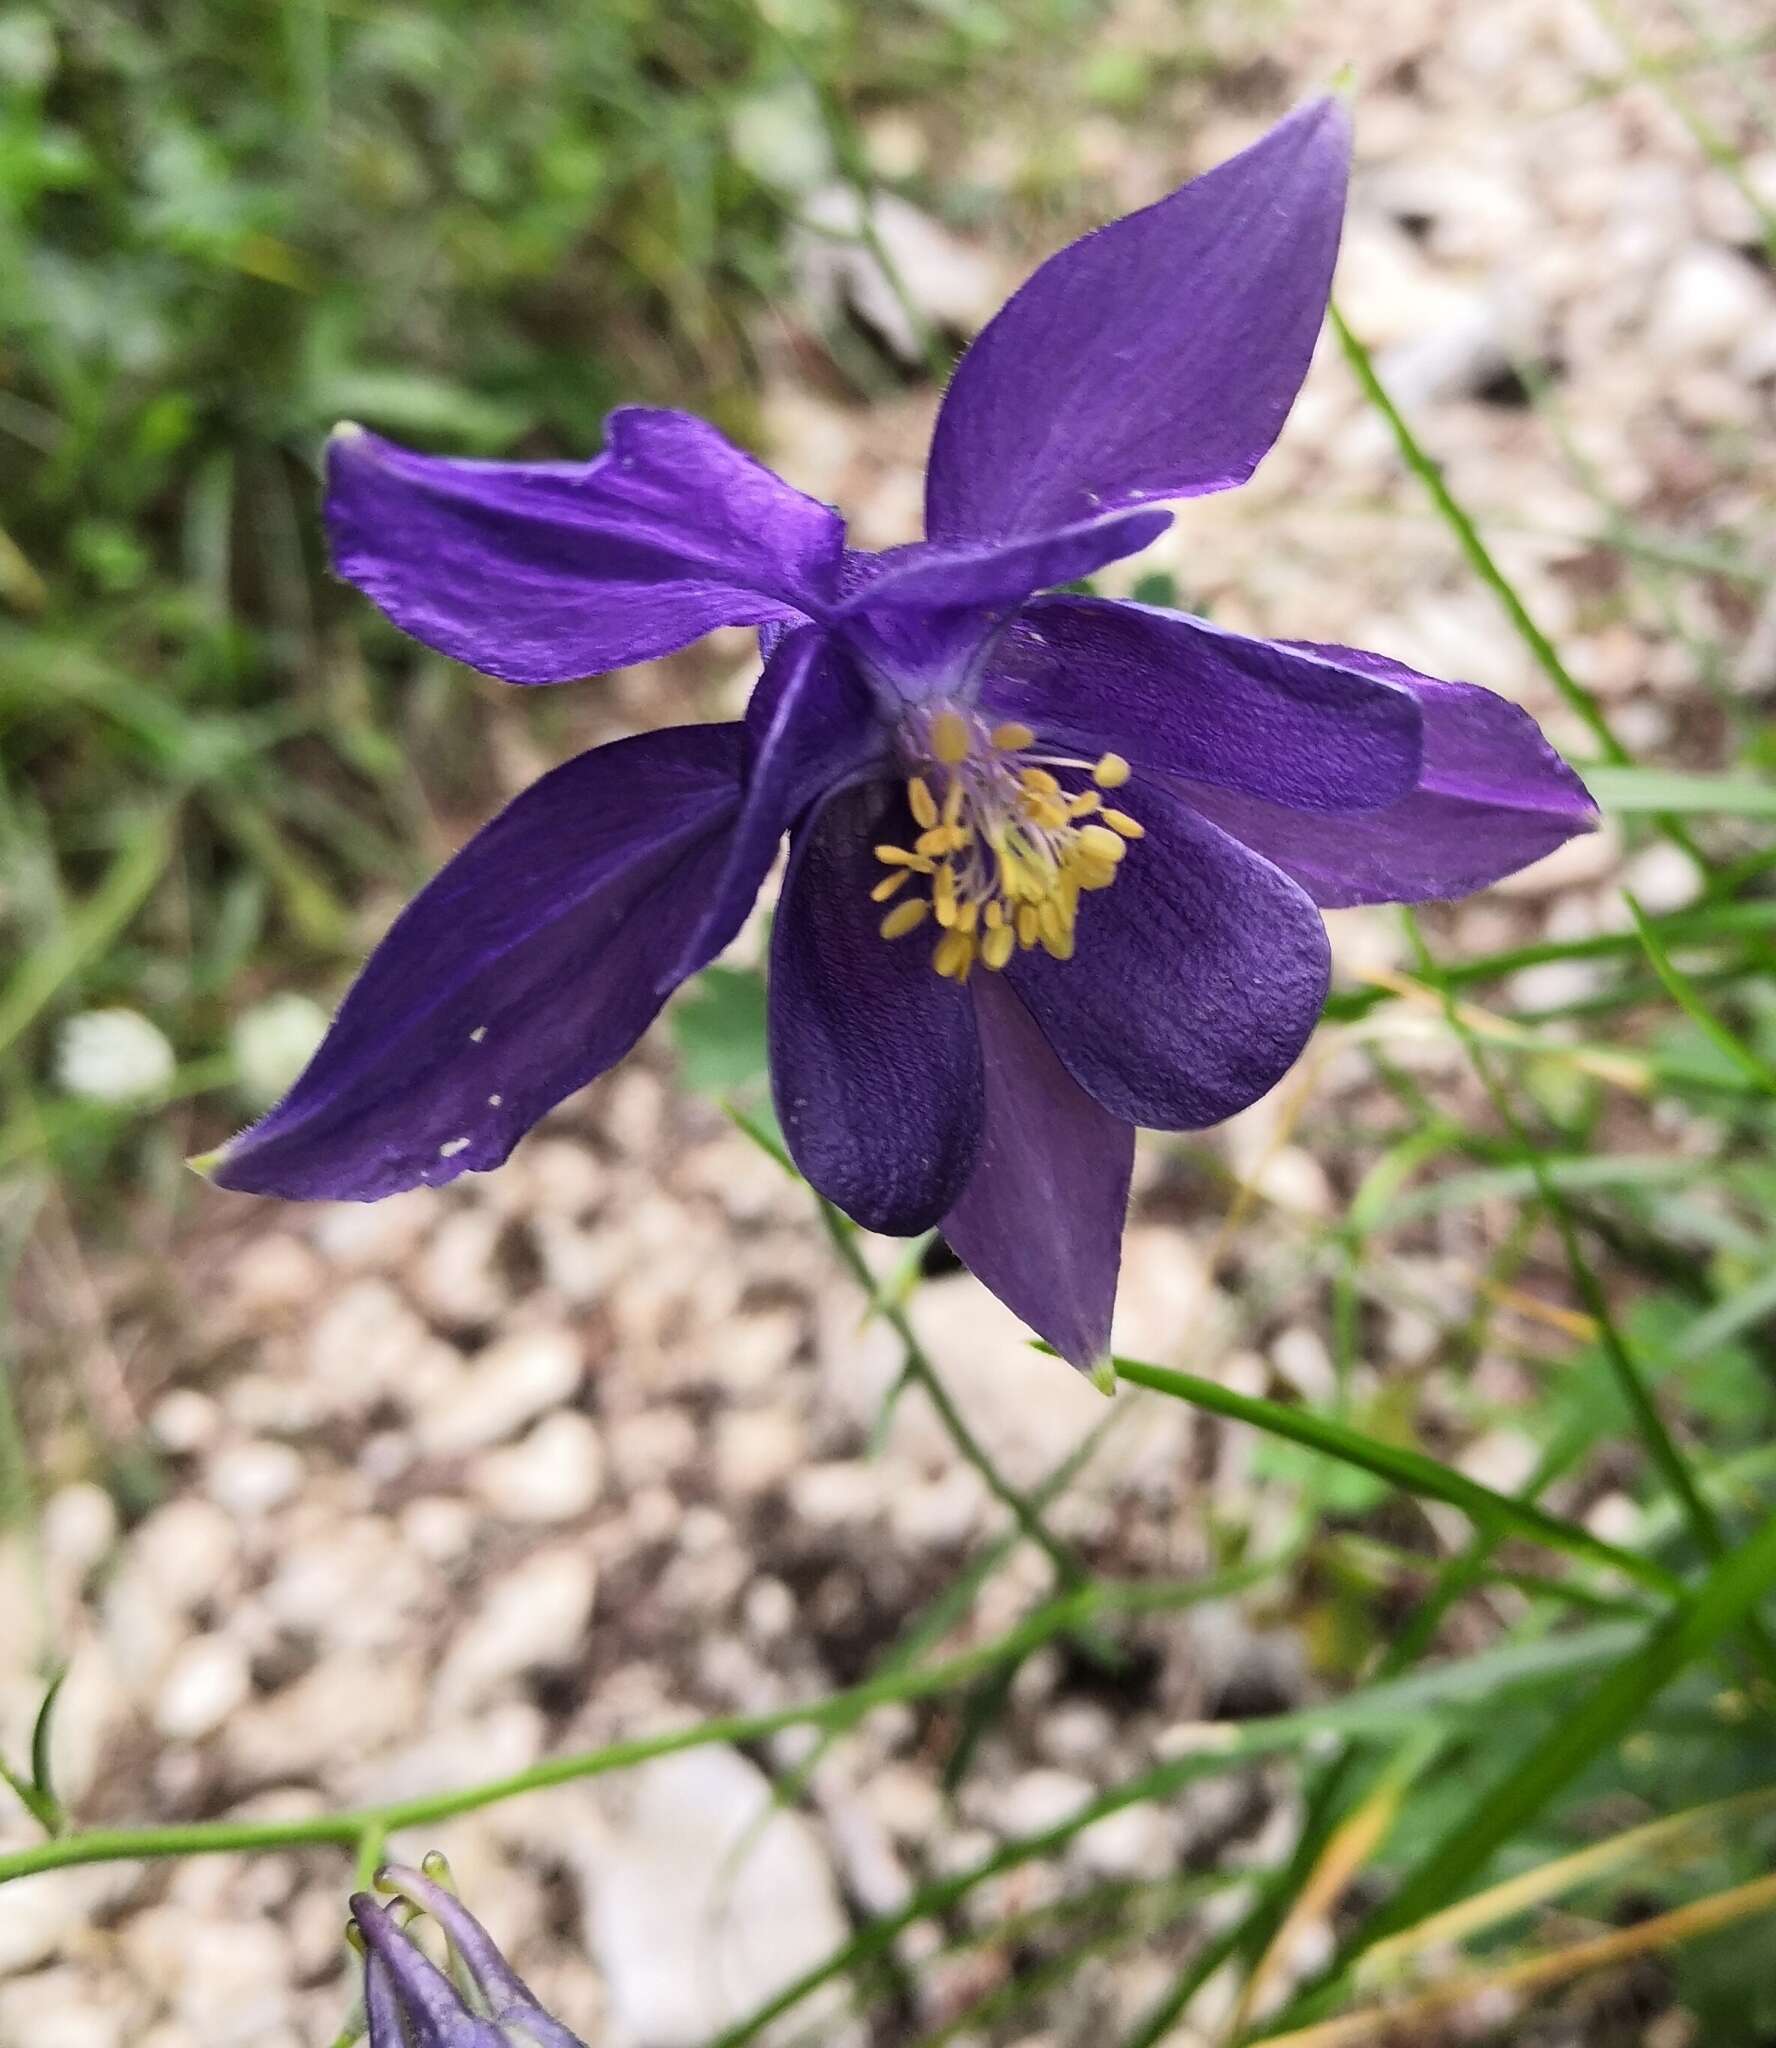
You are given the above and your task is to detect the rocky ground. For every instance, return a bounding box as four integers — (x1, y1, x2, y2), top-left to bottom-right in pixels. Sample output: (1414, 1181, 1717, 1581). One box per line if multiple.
(4, 0, 1775, 2043)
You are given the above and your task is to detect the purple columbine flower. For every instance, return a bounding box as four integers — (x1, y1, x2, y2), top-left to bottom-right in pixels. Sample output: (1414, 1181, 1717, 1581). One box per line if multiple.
(351, 1862, 586, 2047)
(202, 99, 1594, 1374)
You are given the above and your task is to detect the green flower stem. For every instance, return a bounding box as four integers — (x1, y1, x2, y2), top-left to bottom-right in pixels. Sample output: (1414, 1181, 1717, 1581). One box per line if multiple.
(0, 1579, 1216, 1888)
(705, 1620, 1642, 2048)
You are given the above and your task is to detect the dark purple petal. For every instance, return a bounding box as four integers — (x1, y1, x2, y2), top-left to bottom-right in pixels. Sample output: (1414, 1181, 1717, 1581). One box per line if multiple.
(207, 726, 742, 1201)
(985, 598, 1423, 812)
(328, 407, 844, 684)
(770, 784, 983, 1234)
(1007, 781, 1330, 1128)
(667, 627, 887, 986)
(1176, 643, 1598, 906)
(926, 98, 1351, 541)
(941, 976, 1132, 1374)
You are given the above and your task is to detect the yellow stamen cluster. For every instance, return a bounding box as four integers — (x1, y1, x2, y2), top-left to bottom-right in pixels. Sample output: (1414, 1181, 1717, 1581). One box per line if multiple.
(870, 712, 1140, 982)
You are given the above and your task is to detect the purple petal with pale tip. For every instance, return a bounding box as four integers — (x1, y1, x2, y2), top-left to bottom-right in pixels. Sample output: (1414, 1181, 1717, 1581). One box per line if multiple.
(925, 97, 1351, 541)
(1007, 781, 1330, 1129)
(770, 784, 983, 1234)
(376, 1868, 588, 2047)
(984, 598, 1423, 812)
(941, 976, 1132, 1374)
(666, 627, 887, 988)
(208, 726, 742, 1201)
(327, 407, 844, 683)
(353, 1899, 497, 2047)
(1175, 643, 1598, 905)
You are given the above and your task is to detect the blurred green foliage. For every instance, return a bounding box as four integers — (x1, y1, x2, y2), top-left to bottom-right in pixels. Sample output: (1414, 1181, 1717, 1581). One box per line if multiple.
(0, 0, 1101, 1190)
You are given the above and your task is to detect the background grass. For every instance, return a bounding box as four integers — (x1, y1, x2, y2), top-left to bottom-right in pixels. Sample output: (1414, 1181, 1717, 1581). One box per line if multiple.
(5, 1, 1776, 2043)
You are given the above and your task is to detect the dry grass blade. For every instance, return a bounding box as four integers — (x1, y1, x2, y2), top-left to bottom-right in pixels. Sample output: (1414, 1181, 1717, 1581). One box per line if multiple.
(1228, 1744, 1433, 2040)
(1252, 1871, 1776, 2048)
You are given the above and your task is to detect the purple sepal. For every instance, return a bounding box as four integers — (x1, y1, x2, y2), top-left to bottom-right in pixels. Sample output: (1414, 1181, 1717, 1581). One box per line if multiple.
(988, 597, 1424, 812)
(1176, 643, 1598, 904)
(925, 97, 1350, 540)
(327, 407, 845, 683)
(209, 726, 742, 1200)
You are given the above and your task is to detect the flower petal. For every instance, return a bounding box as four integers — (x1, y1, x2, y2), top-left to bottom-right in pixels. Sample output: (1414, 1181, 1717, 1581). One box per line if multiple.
(770, 783, 983, 1234)
(835, 511, 1173, 698)
(667, 627, 887, 986)
(941, 976, 1132, 1374)
(353, 1900, 489, 2046)
(328, 407, 844, 683)
(208, 726, 742, 1200)
(840, 511, 1173, 621)
(1006, 781, 1330, 1128)
(925, 97, 1351, 541)
(986, 597, 1423, 812)
(1174, 643, 1598, 905)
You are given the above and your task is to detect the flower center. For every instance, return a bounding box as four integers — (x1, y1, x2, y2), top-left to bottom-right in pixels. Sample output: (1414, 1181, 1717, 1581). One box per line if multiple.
(868, 707, 1143, 981)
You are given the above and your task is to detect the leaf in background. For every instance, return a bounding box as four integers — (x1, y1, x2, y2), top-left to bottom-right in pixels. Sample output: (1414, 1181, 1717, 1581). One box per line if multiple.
(671, 965, 769, 1096)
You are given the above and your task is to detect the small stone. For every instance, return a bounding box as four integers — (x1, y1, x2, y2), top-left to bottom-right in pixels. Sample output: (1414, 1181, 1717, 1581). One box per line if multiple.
(311, 1190, 434, 1268)
(1649, 246, 1772, 359)
(606, 1408, 699, 1491)
(41, 1483, 117, 1580)
(580, 1746, 857, 2047)
(1623, 841, 1702, 917)
(412, 1207, 508, 1326)
(991, 1769, 1093, 1841)
(1075, 1801, 1174, 1880)
(206, 1440, 304, 1517)
(154, 1636, 252, 1742)
(472, 1412, 604, 1523)
(147, 1389, 222, 1456)
(715, 1409, 807, 1497)
(127, 1498, 239, 1613)
(223, 1234, 324, 1318)
(0, 1868, 133, 1975)
(436, 1546, 597, 1708)
(418, 1328, 585, 1457)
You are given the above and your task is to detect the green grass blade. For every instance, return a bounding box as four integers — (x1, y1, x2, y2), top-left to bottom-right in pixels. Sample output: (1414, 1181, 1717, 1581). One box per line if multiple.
(0, 807, 177, 1060)
(1583, 765, 1776, 818)
(1344, 1502, 1776, 1956)
(1104, 1355, 1679, 1600)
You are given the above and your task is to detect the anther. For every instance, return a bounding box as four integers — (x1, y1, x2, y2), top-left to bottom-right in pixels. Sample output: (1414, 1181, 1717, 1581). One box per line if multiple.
(871, 870, 910, 902)
(1092, 752, 1131, 789)
(931, 710, 972, 765)
(933, 929, 977, 980)
(908, 777, 938, 829)
(875, 845, 934, 871)
(1077, 824, 1128, 864)
(1101, 809, 1144, 839)
(982, 923, 1015, 969)
(991, 721, 1035, 751)
(880, 899, 930, 939)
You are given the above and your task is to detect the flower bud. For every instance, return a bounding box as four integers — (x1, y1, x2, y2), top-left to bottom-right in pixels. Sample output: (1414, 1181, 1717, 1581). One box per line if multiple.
(349, 1859, 587, 2047)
